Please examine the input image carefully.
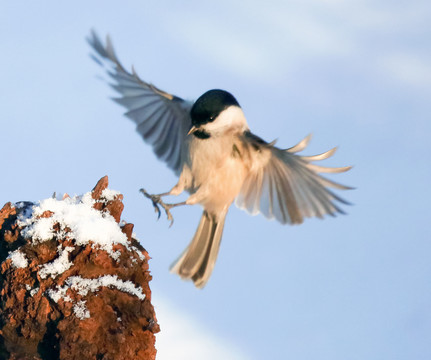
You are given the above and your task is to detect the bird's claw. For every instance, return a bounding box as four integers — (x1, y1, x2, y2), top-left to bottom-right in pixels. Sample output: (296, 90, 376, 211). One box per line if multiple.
(140, 189, 162, 218)
(140, 189, 174, 227)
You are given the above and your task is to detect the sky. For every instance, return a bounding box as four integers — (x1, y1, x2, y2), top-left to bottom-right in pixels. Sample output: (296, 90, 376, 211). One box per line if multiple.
(1, 1, 430, 359)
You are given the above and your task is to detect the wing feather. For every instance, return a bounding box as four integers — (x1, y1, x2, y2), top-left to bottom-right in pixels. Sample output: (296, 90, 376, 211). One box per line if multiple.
(136, 107, 169, 140)
(87, 30, 193, 175)
(110, 84, 148, 97)
(113, 94, 161, 110)
(236, 132, 352, 224)
(142, 109, 171, 144)
(301, 147, 337, 161)
(286, 133, 312, 153)
(154, 115, 177, 158)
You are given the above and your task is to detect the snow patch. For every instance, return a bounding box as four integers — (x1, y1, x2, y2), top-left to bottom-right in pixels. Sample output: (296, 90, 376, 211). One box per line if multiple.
(15, 201, 34, 219)
(26, 284, 39, 296)
(17, 191, 129, 259)
(30, 287, 39, 297)
(47, 287, 72, 303)
(73, 300, 90, 320)
(8, 250, 28, 268)
(101, 188, 121, 201)
(66, 275, 146, 300)
(131, 246, 146, 261)
(47, 275, 146, 320)
(39, 246, 74, 279)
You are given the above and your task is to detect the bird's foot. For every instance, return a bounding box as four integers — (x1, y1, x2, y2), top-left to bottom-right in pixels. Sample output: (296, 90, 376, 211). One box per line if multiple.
(140, 189, 174, 227)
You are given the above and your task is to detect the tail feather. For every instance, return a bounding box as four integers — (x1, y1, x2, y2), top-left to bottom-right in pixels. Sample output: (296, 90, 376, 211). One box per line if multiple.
(170, 210, 227, 288)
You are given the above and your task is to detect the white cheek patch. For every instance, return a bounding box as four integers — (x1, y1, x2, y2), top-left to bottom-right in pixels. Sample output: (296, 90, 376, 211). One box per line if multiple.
(204, 106, 248, 133)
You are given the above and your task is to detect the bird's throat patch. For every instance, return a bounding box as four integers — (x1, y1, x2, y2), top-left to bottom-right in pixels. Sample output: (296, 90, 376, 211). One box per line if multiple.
(193, 130, 211, 139)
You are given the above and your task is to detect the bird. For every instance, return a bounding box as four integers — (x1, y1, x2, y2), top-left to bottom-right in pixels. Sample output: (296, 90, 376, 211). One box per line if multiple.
(87, 30, 353, 288)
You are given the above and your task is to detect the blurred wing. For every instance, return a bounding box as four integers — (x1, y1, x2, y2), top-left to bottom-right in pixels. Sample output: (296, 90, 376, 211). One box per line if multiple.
(87, 30, 193, 175)
(235, 132, 353, 224)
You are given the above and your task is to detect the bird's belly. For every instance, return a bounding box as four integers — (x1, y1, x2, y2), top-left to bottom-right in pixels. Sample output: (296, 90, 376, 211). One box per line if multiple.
(189, 140, 248, 212)
(201, 162, 246, 211)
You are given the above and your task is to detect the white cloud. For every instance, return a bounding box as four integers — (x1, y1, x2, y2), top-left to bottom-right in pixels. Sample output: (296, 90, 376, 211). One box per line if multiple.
(161, 12, 277, 81)
(159, 1, 357, 81)
(380, 53, 431, 87)
(250, 4, 356, 57)
(160, 0, 430, 90)
(154, 295, 250, 360)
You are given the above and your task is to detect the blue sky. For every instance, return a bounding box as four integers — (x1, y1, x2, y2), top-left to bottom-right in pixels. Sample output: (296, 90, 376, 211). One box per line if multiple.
(1, 1, 430, 359)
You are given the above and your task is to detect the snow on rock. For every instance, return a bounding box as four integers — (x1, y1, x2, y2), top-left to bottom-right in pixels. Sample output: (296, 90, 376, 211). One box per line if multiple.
(29, 287, 39, 297)
(47, 274, 146, 313)
(0, 176, 159, 359)
(7, 249, 28, 268)
(73, 300, 90, 320)
(39, 245, 75, 279)
(18, 190, 129, 259)
(66, 274, 146, 300)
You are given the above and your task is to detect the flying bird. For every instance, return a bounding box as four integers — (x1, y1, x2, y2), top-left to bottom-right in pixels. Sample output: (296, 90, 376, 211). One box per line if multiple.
(87, 31, 352, 288)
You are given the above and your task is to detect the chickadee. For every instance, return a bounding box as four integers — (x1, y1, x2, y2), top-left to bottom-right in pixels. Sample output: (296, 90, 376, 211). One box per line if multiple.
(88, 31, 352, 288)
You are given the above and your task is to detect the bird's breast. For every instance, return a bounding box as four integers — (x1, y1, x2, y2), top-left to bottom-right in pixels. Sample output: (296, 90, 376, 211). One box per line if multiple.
(187, 136, 250, 211)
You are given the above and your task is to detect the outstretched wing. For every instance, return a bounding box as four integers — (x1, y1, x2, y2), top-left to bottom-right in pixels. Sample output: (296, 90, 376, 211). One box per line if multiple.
(87, 30, 193, 175)
(235, 132, 353, 224)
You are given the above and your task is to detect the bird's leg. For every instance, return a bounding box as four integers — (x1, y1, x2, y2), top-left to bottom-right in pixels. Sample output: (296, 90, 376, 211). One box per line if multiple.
(139, 188, 187, 226)
(160, 201, 188, 227)
(139, 189, 170, 219)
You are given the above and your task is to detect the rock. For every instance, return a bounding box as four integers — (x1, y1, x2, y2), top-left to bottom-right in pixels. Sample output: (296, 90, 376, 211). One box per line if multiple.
(0, 177, 159, 359)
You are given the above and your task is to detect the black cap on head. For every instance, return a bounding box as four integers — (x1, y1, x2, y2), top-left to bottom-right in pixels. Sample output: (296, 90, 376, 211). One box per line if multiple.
(190, 89, 240, 127)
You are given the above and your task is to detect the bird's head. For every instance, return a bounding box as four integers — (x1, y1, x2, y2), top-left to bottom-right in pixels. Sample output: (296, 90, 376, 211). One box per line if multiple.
(188, 89, 247, 139)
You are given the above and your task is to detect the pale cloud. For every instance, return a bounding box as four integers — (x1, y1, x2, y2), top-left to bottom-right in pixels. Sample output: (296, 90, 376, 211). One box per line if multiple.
(154, 295, 250, 360)
(246, 2, 356, 56)
(159, 1, 357, 80)
(161, 12, 278, 81)
(161, 0, 430, 89)
(380, 53, 431, 87)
